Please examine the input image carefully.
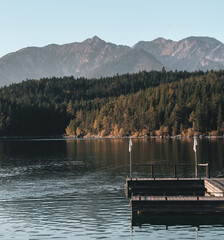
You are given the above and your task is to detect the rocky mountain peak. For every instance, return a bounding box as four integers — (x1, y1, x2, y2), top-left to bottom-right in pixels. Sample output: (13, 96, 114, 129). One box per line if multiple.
(83, 36, 106, 45)
(152, 37, 174, 44)
(181, 36, 222, 45)
(0, 36, 223, 87)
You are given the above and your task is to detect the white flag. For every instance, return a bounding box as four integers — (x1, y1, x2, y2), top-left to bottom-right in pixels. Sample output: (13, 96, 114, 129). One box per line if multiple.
(129, 138, 133, 152)
(193, 136, 197, 153)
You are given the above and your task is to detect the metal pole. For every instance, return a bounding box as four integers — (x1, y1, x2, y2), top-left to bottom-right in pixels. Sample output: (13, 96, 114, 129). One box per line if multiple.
(174, 164, 177, 178)
(195, 151, 198, 178)
(130, 151, 132, 178)
(206, 163, 210, 178)
(151, 164, 154, 178)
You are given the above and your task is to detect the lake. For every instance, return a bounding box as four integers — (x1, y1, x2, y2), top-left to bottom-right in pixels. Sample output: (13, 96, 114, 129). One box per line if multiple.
(0, 137, 224, 239)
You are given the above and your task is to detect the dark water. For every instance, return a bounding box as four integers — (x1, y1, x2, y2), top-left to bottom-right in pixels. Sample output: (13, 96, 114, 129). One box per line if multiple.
(0, 138, 224, 239)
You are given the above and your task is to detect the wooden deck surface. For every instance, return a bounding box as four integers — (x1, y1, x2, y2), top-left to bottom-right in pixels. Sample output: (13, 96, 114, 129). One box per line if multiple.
(211, 179, 224, 187)
(126, 177, 210, 181)
(204, 179, 224, 196)
(131, 196, 224, 201)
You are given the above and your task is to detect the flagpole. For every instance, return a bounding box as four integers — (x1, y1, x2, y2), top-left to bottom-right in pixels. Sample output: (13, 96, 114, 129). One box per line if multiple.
(195, 149, 198, 178)
(129, 137, 133, 178)
(130, 149, 132, 178)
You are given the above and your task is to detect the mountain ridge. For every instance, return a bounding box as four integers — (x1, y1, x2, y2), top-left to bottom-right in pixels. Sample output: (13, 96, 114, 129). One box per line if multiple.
(0, 36, 224, 86)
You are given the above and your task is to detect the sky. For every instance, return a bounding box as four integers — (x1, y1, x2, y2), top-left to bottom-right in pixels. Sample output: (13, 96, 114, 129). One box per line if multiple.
(0, 0, 224, 58)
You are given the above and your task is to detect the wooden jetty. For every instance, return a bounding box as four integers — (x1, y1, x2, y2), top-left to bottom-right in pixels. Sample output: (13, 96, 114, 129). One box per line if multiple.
(131, 195, 224, 215)
(127, 178, 224, 216)
(126, 138, 224, 226)
(125, 163, 224, 222)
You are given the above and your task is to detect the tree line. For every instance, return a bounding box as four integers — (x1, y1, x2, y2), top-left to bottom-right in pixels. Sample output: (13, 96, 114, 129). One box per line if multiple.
(0, 70, 223, 137)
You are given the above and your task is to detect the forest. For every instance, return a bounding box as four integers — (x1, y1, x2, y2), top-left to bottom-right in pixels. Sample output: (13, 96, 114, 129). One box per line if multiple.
(0, 69, 223, 137)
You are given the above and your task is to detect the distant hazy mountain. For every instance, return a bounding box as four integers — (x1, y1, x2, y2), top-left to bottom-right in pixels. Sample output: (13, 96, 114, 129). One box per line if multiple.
(134, 36, 224, 71)
(0, 36, 224, 86)
(88, 48, 164, 78)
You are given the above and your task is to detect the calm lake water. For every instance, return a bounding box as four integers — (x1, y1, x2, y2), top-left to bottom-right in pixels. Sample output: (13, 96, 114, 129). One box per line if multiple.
(0, 138, 224, 239)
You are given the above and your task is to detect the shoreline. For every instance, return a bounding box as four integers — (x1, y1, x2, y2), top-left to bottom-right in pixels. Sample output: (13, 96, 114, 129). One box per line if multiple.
(0, 134, 223, 140)
(63, 134, 224, 139)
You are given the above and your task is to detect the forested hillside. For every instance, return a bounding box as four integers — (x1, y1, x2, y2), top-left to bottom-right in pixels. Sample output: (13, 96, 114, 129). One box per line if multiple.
(0, 70, 223, 137)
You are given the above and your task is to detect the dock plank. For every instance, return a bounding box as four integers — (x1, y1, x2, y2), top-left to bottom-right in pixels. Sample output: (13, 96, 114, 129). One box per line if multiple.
(132, 196, 224, 201)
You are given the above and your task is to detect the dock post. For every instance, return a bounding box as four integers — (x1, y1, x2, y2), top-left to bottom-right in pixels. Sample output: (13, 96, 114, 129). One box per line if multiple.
(174, 165, 177, 178)
(151, 164, 154, 178)
(129, 138, 133, 178)
(206, 163, 210, 178)
(195, 151, 198, 178)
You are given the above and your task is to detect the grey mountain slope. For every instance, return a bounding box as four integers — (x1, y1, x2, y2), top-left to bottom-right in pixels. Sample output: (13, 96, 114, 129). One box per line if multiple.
(87, 48, 164, 78)
(134, 36, 224, 71)
(0, 36, 224, 87)
(0, 36, 130, 86)
(166, 37, 222, 59)
(133, 37, 177, 58)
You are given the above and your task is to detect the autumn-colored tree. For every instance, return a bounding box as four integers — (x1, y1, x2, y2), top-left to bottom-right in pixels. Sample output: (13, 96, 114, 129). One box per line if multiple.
(119, 128, 125, 137)
(113, 124, 119, 136)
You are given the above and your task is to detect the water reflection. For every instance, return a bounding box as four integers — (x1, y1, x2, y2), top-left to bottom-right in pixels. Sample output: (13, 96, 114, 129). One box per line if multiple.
(0, 138, 223, 239)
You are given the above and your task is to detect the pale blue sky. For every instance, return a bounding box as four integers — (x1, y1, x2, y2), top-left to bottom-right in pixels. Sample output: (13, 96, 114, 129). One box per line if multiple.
(0, 0, 223, 57)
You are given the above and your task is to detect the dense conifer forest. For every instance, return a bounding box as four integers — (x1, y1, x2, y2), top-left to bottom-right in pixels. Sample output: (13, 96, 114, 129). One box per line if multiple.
(0, 70, 223, 137)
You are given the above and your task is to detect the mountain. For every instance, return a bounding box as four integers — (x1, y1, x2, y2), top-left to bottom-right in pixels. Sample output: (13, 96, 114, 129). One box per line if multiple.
(0, 36, 130, 86)
(88, 48, 164, 78)
(0, 36, 224, 86)
(134, 36, 224, 71)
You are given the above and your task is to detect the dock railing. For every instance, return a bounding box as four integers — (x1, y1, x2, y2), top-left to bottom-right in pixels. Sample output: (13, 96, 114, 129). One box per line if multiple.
(198, 163, 210, 179)
(131, 163, 210, 179)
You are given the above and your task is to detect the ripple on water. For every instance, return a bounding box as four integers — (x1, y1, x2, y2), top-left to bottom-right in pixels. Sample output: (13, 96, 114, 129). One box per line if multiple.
(0, 138, 224, 239)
